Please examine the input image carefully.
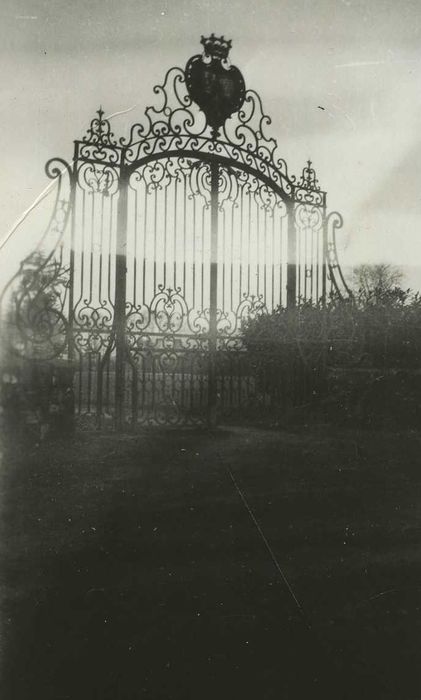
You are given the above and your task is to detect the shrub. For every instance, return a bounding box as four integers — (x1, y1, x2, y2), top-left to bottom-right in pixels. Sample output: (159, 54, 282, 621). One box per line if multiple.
(241, 287, 421, 424)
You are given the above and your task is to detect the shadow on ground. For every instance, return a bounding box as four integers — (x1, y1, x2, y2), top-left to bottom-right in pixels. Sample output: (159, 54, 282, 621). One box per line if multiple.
(0, 426, 420, 699)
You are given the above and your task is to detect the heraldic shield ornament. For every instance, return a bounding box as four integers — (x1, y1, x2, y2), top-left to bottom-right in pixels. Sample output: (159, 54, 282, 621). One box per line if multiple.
(185, 34, 246, 136)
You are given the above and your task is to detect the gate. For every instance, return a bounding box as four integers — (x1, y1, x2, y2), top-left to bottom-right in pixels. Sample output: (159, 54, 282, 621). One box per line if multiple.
(0, 35, 350, 429)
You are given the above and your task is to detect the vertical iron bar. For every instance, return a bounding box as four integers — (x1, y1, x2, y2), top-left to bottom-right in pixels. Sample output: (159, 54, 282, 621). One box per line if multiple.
(67, 144, 78, 362)
(322, 194, 327, 304)
(153, 188, 157, 293)
(239, 185, 243, 303)
(114, 157, 129, 430)
(208, 159, 219, 427)
(287, 199, 297, 308)
(192, 194, 196, 308)
(256, 198, 260, 297)
(163, 182, 168, 286)
(222, 208, 226, 311)
(247, 195, 251, 295)
(230, 196, 234, 313)
(174, 177, 178, 290)
(142, 182, 147, 304)
(131, 363, 138, 428)
(183, 172, 187, 296)
(133, 187, 138, 305)
(271, 206, 275, 310)
(201, 202, 205, 309)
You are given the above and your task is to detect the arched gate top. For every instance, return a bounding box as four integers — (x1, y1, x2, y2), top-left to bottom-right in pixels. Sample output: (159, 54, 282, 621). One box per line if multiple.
(77, 37, 325, 208)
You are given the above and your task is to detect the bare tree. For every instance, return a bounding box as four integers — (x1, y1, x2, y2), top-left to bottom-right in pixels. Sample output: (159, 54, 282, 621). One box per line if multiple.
(351, 264, 404, 301)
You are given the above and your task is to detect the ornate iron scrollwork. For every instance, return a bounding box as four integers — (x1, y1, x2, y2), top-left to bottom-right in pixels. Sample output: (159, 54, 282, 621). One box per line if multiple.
(6, 251, 70, 360)
(0, 160, 72, 361)
(0, 37, 351, 429)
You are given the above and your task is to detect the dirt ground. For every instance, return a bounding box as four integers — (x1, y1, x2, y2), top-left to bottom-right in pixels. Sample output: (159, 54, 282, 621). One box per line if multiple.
(0, 425, 420, 699)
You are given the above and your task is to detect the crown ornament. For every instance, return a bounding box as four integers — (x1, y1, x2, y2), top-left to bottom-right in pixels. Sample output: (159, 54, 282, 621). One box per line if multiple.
(200, 34, 232, 61)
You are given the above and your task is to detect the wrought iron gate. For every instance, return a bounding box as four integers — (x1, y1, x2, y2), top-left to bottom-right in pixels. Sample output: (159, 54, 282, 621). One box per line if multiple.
(1, 35, 350, 428)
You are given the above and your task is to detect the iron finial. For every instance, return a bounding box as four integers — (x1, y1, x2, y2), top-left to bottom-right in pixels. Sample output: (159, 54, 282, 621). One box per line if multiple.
(299, 160, 320, 191)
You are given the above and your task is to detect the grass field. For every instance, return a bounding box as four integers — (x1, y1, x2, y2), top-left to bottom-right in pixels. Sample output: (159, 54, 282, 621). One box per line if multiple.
(1, 425, 420, 699)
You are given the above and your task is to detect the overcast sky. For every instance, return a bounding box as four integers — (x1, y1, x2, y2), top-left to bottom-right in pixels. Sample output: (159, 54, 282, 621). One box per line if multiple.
(1, 0, 421, 286)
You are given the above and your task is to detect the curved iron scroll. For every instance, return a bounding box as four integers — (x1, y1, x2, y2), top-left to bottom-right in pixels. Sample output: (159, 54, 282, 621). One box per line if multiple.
(326, 211, 352, 299)
(0, 159, 73, 361)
